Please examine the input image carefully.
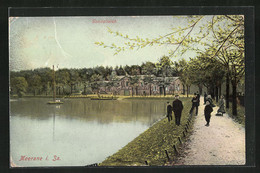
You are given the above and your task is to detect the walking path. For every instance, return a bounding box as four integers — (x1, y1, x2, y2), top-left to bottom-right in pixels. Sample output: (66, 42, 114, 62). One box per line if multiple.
(175, 97, 245, 165)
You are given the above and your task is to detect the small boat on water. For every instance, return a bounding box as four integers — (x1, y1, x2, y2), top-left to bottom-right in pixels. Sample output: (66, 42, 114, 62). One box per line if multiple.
(47, 100, 64, 104)
(48, 65, 64, 105)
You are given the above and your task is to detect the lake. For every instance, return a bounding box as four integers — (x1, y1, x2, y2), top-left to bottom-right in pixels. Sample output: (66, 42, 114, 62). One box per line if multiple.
(10, 98, 168, 167)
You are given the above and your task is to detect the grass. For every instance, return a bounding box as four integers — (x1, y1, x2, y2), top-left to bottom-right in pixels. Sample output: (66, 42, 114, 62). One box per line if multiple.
(99, 97, 193, 166)
(225, 102, 245, 126)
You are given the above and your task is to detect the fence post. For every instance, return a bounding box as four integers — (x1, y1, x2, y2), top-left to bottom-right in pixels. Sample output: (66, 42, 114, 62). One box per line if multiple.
(145, 160, 148, 165)
(173, 145, 179, 154)
(165, 150, 170, 161)
(178, 136, 182, 144)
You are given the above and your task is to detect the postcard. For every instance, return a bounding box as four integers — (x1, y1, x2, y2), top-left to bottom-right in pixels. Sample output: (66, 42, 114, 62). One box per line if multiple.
(9, 11, 250, 167)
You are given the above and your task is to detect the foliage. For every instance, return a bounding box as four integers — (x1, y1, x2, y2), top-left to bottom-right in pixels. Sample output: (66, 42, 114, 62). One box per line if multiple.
(141, 61, 156, 75)
(10, 77, 28, 97)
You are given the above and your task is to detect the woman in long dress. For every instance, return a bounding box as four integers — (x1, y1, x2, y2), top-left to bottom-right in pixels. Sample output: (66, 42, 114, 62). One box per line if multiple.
(217, 95, 226, 115)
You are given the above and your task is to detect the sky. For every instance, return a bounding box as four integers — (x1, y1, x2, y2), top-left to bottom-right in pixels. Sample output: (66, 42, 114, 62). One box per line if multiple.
(9, 16, 212, 71)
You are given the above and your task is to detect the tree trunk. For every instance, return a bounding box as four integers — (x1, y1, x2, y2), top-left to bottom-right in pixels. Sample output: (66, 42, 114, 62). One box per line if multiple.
(132, 87, 134, 97)
(219, 84, 222, 98)
(84, 85, 86, 95)
(163, 85, 166, 96)
(34, 89, 36, 96)
(70, 85, 73, 94)
(186, 85, 189, 97)
(149, 84, 152, 96)
(136, 87, 138, 96)
(62, 86, 65, 95)
(183, 84, 185, 95)
(226, 73, 230, 108)
(215, 86, 219, 103)
(211, 86, 215, 100)
(232, 80, 237, 116)
(198, 85, 202, 95)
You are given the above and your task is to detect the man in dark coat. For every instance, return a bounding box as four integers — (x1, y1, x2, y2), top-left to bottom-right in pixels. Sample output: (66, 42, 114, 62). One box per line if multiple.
(204, 101, 213, 126)
(166, 102, 172, 122)
(172, 95, 184, 126)
(189, 93, 199, 116)
(196, 91, 200, 106)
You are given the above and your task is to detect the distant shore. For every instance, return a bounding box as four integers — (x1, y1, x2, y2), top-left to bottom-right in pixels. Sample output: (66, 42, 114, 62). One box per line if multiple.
(10, 94, 194, 100)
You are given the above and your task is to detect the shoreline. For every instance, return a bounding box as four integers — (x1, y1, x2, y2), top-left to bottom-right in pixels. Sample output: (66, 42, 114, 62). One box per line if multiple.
(99, 97, 195, 166)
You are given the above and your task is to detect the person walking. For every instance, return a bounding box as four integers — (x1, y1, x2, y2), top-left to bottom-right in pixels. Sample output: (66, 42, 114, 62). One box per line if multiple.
(196, 91, 200, 106)
(172, 95, 184, 126)
(206, 95, 215, 107)
(166, 102, 173, 122)
(189, 93, 199, 116)
(204, 101, 213, 126)
(204, 92, 207, 105)
(217, 95, 226, 116)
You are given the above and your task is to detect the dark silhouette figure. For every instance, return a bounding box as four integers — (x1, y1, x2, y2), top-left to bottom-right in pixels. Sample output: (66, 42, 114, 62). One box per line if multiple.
(204, 92, 207, 105)
(206, 95, 215, 107)
(189, 93, 199, 116)
(196, 91, 200, 106)
(172, 95, 184, 126)
(204, 101, 213, 126)
(166, 102, 172, 122)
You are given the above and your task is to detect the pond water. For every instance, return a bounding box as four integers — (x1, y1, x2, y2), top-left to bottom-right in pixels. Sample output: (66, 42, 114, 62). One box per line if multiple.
(10, 98, 168, 167)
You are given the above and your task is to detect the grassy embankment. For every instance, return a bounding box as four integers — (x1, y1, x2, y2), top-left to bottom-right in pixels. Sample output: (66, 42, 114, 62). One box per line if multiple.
(225, 102, 245, 126)
(99, 97, 194, 166)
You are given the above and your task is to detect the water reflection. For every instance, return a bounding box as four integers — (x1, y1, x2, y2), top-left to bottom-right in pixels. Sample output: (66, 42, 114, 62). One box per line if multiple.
(10, 98, 169, 166)
(10, 98, 167, 125)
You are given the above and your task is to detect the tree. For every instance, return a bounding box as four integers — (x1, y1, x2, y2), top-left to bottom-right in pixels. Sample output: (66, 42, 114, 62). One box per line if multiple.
(10, 77, 28, 97)
(56, 69, 70, 95)
(129, 75, 140, 96)
(96, 15, 244, 115)
(68, 69, 80, 94)
(141, 61, 156, 75)
(174, 59, 192, 97)
(36, 68, 52, 96)
(90, 74, 102, 96)
(143, 75, 153, 96)
(156, 56, 173, 77)
(188, 56, 226, 101)
(27, 74, 42, 96)
(116, 65, 126, 75)
(123, 65, 131, 75)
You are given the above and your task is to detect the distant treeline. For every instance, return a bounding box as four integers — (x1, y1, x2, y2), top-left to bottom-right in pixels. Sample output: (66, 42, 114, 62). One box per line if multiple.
(10, 57, 178, 97)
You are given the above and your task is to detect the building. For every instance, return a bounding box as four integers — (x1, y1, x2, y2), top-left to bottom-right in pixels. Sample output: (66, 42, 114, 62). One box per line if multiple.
(98, 74, 183, 96)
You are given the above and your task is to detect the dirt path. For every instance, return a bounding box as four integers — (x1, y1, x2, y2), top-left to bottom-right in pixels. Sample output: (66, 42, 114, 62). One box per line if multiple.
(175, 97, 245, 165)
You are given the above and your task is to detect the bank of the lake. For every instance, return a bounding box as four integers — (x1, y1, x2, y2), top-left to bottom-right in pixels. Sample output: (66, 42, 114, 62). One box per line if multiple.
(99, 97, 194, 166)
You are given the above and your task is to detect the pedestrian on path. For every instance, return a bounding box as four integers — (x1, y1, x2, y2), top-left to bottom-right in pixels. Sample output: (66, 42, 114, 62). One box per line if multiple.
(206, 95, 215, 107)
(166, 102, 173, 122)
(189, 93, 199, 116)
(216, 95, 226, 116)
(172, 95, 184, 126)
(196, 91, 200, 106)
(204, 101, 213, 126)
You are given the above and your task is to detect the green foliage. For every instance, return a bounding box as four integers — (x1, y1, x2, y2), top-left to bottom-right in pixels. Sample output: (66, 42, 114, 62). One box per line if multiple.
(10, 77, 28, 97)
(141, 62, 156, 75)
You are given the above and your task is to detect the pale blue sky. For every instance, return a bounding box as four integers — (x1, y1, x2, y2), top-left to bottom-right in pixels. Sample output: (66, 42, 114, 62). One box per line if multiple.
(9, 16, 212, 71)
